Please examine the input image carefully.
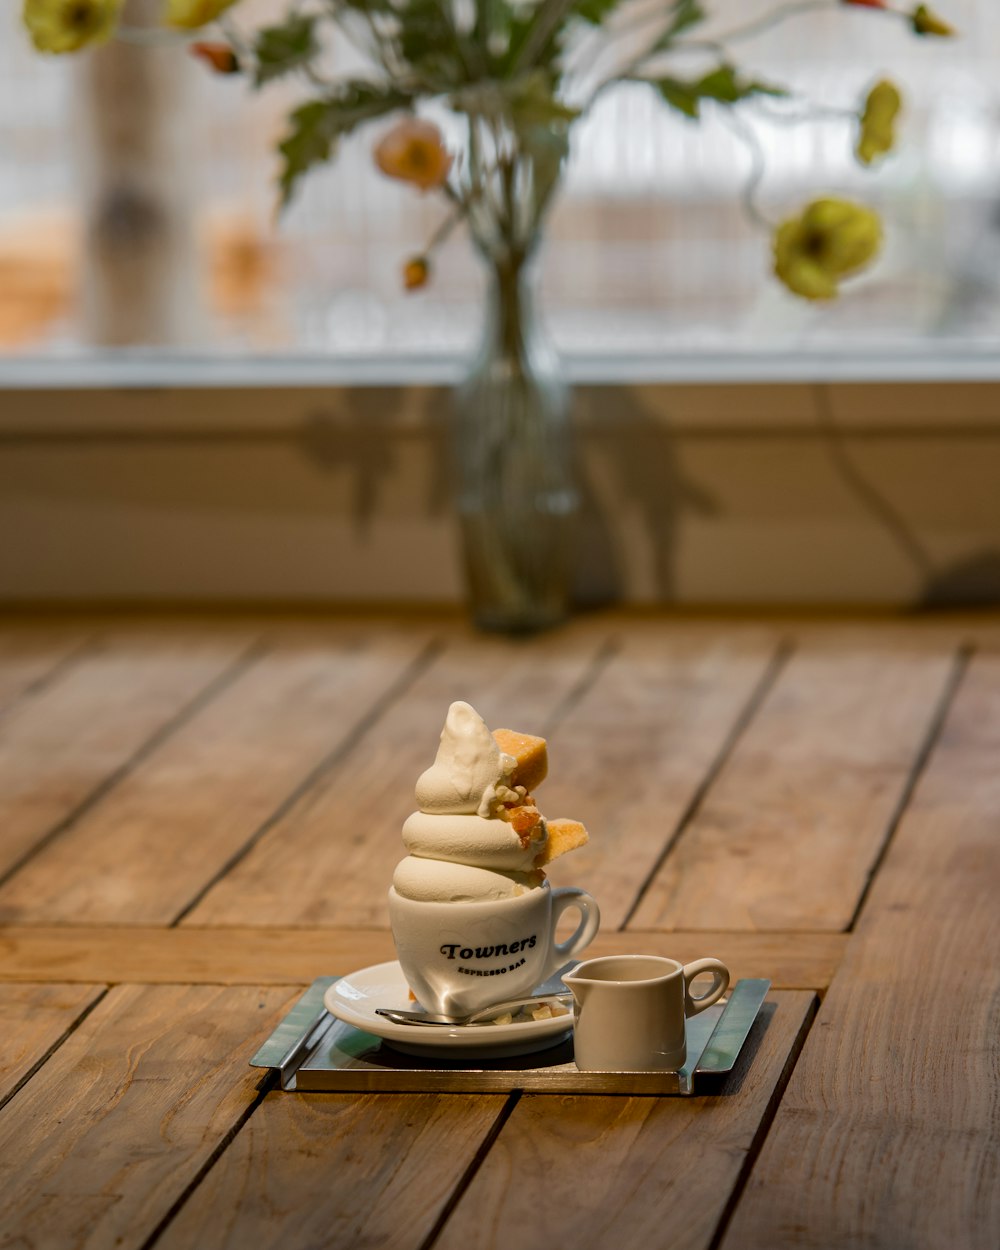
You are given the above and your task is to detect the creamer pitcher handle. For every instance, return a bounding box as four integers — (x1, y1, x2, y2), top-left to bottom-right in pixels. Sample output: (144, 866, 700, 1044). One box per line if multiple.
(682, 958, 730, 1017)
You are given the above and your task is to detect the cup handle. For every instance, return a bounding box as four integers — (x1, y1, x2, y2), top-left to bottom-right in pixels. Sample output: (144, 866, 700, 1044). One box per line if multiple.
(682, 958, 730, 1017)
(546, 888, 601, 975)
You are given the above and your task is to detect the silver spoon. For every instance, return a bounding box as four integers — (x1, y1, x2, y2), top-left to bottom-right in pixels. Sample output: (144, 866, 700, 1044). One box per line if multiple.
(376, 991, 574, 1027)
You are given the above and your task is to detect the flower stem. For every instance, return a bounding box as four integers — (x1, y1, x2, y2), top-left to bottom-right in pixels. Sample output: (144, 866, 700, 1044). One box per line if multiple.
(718, 110, 772, 229)
(680, 0, 837, 50)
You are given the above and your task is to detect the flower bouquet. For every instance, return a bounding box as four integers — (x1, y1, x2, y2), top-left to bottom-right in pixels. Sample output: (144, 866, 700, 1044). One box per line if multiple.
(24, 0, 955, 630)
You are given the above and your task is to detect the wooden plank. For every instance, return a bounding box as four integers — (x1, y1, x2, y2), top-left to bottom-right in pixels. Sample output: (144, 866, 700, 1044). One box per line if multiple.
(433, 991, 815, 1250)
(719, 653, 1000, 1250)
(631, 636, 958, 931)
(0, 628, 90, 713)
(0, 982, 104, 1107)
(0, 626, 432, 925)
(758, 617, 1000, 647)
(0, 983, 296, 1250)
(0, 926, 846, 990)
(529, 624, 780, 928)
(0, 630, 256, 884)
(155, 1091, 506, 1250)
(183, 621, 611, 928)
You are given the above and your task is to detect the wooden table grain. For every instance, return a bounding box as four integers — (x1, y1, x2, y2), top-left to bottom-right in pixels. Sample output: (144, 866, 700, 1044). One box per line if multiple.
(0, 613, 995, 1250)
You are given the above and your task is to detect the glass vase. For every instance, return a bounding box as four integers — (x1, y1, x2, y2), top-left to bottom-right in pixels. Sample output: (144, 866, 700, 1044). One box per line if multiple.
(452, 257, 578, 633)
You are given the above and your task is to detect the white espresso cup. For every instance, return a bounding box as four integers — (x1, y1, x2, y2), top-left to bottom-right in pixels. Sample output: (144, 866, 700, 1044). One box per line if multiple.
(388, 883, 600, 1017)
(565, 954, 730, 1071)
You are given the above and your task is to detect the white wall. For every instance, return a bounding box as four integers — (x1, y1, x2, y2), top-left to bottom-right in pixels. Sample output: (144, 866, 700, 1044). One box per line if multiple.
(3, 373, 999, 608)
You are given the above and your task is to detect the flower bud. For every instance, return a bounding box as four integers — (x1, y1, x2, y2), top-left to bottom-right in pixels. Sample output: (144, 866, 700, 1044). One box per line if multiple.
(857, 80, 902, 165)
(911, 4, 955, 36)
(403, 256, 430, 291)
(190, 40, 240, 73)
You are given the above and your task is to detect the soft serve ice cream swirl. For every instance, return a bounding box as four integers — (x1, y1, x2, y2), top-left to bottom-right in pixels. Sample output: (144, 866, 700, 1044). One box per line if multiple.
(392, 701, 549, 903)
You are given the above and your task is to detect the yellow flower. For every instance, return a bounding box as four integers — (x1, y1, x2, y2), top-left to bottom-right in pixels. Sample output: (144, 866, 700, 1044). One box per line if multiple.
(22, 0, 121, 53)
(773, 198, 882, 301)
(165, 0, 239, 29)
(911, 4, 955, 36)
(374, 119, 454, 192)
(403, 256, 430, 291)
(857, 80, 902, 166)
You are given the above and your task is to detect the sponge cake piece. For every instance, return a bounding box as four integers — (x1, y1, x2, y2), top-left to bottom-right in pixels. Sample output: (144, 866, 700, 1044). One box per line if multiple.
(493, 728, 548, 793)
(534, 817, 589, 867)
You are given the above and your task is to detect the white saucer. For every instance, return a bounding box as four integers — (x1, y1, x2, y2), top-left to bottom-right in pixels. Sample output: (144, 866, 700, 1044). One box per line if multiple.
(323, 960, 574, 1060)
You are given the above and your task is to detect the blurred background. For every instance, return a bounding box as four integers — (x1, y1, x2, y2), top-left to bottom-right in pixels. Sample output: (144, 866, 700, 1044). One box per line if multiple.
(4, 0, 1000, 358)
(2, 0, 1000, 612)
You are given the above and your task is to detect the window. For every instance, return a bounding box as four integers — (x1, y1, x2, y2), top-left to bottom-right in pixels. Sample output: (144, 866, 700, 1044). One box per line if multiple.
(2, 0, 996, 359)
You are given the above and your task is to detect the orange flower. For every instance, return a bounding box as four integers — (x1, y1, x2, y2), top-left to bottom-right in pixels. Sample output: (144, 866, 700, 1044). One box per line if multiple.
(403, 256, 430, 290)
(374, 119, 453, 192)
(190, 41, 239, 73)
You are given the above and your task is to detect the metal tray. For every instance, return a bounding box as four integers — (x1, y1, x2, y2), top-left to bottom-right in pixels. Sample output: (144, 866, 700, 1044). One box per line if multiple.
(251, 977, 771, 1095)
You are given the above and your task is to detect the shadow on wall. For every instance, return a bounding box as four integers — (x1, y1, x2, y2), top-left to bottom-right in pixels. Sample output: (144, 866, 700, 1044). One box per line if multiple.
(299, 387, 451, 537)
(811, 384, 1000, 609)
(297, 383, 1000, 609)
(298, 384, 718, 608)
(920, 554, 1000, 608)
(571, 386, 718, 607)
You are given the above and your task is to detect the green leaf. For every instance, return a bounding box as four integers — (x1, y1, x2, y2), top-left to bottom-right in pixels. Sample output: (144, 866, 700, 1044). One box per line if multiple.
(506, 73, 578, 199)
(574, 0, 624, 25)
(656, 79, 701, 119)
(336, 0, 396, 11)
(699, 64, 786, 104)
(648, 0, 708, 53)
(254, 14, 319, 87)
(661, 0, 706, 42)
(278, 82, 410, 206)
(450, 71, 578, 158)
(395, 0, 468, 89)
(506, 71, 579, 129)
(654, 63, 786, 120)
(484, 5, 561, 80)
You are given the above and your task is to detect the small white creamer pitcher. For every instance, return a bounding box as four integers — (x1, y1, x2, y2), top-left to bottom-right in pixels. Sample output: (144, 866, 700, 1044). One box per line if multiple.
(565, 954, 730, 1071)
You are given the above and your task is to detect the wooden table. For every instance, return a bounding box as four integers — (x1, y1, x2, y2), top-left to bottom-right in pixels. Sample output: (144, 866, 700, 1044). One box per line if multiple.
(0, 614, 997, 1250)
